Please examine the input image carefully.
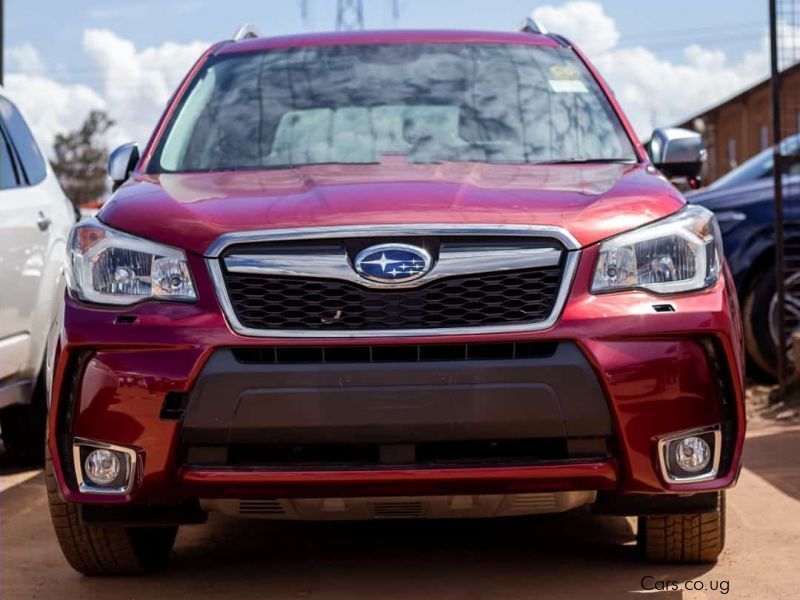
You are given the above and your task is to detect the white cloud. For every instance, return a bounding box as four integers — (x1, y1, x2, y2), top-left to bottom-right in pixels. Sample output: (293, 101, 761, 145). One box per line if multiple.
(4, 32, 208, 159)
(8, 43, 46, 76)
(5, 75, 106, 154)
(531, 1, 787, 136)
(534, 1, 619, 56)
(4, 44, 106, 157)
(82, 29, 209, 145)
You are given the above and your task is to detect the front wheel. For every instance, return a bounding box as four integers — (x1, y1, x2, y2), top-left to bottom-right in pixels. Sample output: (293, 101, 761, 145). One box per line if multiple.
(46, 449, 177, 575)
(637, 491, 726, 563)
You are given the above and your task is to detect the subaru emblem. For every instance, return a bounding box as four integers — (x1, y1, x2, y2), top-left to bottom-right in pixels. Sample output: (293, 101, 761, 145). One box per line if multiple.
(354, 243, 432, 283)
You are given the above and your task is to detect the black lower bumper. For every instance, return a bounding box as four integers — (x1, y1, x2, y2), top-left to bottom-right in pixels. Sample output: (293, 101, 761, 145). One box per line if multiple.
(178, 342, 613, 468)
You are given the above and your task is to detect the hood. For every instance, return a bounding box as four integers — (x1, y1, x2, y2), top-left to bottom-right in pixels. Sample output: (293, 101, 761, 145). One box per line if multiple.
(99, 161, 685, 256)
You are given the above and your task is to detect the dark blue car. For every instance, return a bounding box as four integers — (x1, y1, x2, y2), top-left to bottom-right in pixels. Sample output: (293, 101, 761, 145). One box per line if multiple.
(689, 134, 800, 379)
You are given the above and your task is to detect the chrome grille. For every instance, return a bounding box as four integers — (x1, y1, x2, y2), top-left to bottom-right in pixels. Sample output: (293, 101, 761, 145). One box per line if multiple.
(207, 225, 578, 337)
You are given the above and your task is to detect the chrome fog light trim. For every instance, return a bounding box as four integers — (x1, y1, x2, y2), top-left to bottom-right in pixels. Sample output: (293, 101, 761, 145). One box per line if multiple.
(72, 438, 137, 495)
(657, 426, 721, 484)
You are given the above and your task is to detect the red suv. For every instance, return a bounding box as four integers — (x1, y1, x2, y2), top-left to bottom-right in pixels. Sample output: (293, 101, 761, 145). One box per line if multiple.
(47, 26, 745, 575)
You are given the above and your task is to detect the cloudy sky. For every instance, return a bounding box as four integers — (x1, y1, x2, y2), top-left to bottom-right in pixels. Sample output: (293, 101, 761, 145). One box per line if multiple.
(4, 0, 791, 157)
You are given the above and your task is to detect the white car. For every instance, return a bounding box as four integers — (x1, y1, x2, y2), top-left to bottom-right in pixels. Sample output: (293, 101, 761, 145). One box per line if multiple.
(0, 88, 75, 462)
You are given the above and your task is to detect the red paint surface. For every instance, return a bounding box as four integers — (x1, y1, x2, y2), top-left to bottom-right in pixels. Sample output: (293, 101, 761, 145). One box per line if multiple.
(48, 246, 746, 504)
(48, 30, 746, 507)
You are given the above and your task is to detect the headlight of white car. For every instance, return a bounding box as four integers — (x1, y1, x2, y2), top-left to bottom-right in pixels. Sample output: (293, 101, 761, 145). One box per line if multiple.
(591, 205, 723, 295)
(66, 218, 196, 305)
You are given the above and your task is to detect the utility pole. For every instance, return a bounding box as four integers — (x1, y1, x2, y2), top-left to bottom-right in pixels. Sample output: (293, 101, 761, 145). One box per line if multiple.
(336, 0, 364, 31)
(302, 0, 399, 31)
(300, 0, 309, 29)
(769, 0, 788, 393)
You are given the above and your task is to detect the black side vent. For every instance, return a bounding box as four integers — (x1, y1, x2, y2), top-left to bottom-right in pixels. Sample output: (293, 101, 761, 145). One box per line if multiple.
(160, 392, 190, 420)
(57, 351, 93, 491)
(652, 304, 676, 313)
(231, 342, 559, 365)
(700, 338, 739, 477)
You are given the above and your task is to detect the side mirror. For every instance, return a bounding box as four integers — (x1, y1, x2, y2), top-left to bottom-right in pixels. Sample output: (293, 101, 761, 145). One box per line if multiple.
(648, 128, 706, 188)
(108, 142, 140, 191)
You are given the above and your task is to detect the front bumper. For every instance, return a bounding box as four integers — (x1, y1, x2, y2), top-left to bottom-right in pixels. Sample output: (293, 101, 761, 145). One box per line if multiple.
(48, 245, 746, 506)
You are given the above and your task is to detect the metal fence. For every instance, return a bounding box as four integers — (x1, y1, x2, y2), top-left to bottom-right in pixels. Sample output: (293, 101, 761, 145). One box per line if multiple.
(770, 0, 800, 390)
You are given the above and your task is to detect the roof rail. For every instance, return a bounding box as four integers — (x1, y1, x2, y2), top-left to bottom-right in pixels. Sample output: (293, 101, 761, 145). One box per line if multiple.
(233, 24, 259, 42)
(519, 17, 547, 35)
(548, 33, 571, 48)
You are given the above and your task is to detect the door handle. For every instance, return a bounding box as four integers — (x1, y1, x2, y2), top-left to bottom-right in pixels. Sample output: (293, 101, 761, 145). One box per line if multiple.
(37, 211, 52, 231)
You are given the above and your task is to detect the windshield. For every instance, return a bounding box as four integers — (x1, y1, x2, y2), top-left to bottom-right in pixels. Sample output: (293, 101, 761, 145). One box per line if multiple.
(151, 43, 637, 173)
(710, 134, 800, 190)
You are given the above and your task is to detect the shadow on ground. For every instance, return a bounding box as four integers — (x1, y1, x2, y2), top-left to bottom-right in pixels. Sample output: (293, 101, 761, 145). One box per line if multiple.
(106, 508, 714, 599)
(744, 428, 800, 500)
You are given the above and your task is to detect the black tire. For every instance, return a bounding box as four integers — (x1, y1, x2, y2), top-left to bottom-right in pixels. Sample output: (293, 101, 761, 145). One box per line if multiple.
(742, 270, 784, 381)
(637, 491, 726, 564)
(0, 376, 47, 465)
(46, 448, 177, 576)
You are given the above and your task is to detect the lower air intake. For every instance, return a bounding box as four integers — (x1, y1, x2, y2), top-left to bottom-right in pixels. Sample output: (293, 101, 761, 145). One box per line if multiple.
(239, 499, 286, 515)
(373, 501, 424, 518)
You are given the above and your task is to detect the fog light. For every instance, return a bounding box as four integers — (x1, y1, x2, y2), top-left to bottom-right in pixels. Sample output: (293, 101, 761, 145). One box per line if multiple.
(73, 438, 137, 494)
(84, 449, 121, 486)
(673, 436, 711, 473)
(659, 427, 720, 483)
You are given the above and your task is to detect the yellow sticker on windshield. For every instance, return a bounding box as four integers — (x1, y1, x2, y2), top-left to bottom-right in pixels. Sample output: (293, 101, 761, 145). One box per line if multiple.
(549, 65, 579, 80)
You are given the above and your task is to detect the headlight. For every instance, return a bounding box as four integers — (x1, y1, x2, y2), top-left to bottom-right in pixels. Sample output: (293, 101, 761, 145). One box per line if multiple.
(591, 205, 722, 295)
(67, 218, 196, 305)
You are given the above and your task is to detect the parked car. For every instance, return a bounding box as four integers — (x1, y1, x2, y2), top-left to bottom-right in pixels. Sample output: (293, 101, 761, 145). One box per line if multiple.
(46, 26, 746, 575)
(0, 87, 75, 462)
(689, 134, 800, 379)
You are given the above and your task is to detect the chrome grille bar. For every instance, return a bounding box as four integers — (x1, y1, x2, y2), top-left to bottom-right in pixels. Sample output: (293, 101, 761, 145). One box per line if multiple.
(204, 223, 580, 257)
(223, 245, 562, 289)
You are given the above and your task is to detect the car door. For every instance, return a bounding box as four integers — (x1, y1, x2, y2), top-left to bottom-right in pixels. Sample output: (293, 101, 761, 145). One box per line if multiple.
(0, 96, 59, 382)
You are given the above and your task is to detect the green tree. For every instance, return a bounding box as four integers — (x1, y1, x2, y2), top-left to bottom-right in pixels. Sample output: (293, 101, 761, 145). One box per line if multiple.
(51, 110, 115, 206)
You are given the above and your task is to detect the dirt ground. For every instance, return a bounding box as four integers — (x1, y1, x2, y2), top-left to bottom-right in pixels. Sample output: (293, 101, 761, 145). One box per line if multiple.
(1, 384, 799, 599)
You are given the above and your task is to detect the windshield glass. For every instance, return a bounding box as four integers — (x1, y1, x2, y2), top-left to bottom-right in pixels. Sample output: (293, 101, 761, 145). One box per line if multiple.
(710, 134, 800, 190)
(151, 43, 637, 172)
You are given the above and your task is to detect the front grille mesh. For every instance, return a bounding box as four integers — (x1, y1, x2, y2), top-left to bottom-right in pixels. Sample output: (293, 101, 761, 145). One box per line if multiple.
(223, 267, 563, 331)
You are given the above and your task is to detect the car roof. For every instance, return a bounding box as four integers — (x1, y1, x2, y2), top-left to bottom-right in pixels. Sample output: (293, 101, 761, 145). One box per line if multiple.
(215, 29, 561, 56)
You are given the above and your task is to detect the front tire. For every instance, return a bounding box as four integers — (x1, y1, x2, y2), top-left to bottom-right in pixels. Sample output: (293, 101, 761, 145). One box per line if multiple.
(637, 491, 726, 563)
(46, 449, 177, 576)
